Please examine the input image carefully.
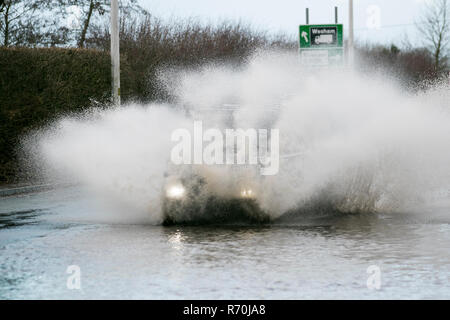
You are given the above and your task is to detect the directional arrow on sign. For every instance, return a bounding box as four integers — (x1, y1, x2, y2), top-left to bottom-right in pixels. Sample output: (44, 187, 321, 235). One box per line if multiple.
(301, 31, 308, 43)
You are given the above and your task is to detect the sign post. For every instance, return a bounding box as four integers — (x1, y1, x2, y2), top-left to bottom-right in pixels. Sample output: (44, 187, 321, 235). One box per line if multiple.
(348, 0, 354, 66)
(111, 0, 120, 105)
(299, 24, 344, 67)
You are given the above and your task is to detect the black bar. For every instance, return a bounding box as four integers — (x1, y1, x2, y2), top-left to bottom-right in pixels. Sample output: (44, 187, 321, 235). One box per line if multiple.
(0, 300, 447, 318)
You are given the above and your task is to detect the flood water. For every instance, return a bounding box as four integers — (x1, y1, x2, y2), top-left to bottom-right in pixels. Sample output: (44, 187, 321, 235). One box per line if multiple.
(0, 186, 449, 299)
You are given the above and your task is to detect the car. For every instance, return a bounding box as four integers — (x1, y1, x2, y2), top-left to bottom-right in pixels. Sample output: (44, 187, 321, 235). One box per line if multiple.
(162, 168, 269, 225)
(160, 102, 301, 225)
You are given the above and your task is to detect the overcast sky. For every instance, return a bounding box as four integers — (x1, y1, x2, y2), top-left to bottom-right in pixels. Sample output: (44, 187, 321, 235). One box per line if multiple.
(138, 0, 433, 46)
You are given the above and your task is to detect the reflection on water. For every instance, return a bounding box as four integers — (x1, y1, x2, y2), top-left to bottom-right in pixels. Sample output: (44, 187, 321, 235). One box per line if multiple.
(0, 209, 43, 229)
(0, 187, 449, 299)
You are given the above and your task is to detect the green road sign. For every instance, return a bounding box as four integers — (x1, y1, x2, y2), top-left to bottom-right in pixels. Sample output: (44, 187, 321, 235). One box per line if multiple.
(299, 24, 344, 67)
(299, 24, 343, 48)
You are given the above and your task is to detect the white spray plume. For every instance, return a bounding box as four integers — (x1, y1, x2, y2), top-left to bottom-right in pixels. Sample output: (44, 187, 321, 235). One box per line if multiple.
(24, 51, 450, 224)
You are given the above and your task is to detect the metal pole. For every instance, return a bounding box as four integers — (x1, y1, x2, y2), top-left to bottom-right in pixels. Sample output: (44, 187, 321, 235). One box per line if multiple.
(306, 8, 309, 25)
(348, 0, 354, 66)
(335, 6, 338, 24)
(111, 0, 120, 105)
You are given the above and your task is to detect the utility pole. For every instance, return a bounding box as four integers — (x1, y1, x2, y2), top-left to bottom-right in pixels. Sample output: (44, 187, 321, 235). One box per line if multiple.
(348, 0, 354, 66)
(111, 0, 120, 105)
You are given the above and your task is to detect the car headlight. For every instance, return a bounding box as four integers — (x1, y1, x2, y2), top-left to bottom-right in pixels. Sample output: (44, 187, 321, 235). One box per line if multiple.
(240, 188, 255, 199)
(166, 184, 185, 199)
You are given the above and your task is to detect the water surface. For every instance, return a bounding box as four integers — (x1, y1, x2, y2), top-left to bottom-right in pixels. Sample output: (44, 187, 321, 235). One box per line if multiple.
(0, 186, 449, 299)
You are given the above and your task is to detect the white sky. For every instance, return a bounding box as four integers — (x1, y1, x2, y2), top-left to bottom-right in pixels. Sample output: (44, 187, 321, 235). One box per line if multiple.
(138, 0, 433, 46)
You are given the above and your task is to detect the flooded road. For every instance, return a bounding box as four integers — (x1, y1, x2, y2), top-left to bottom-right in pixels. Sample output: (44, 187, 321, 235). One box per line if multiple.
(0, 186, 449, 299)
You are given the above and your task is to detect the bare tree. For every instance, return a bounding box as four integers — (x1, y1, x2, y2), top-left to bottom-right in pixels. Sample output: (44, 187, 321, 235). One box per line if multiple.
(0, 0, 38, 46)
(0, 0, 145, 48)
(58, 0, 144, 48)
(78, 0, 106, 48)
(0, 0, 67, 47)
(417, 0, 450, 71)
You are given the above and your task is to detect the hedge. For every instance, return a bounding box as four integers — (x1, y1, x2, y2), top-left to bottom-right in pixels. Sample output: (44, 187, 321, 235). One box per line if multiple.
(0, 47, 132, 183)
